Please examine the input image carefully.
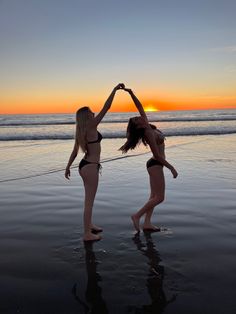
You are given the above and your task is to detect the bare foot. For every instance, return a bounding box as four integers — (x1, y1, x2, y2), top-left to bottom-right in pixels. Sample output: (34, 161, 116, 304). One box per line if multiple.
(131, 214, 140, 232)
(90, 224, 103, 233)
(83, 233, 102, 242)
(143, 224, 161, 232)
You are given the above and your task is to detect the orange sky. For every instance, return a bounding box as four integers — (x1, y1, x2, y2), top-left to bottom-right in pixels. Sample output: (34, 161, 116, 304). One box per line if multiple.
(1, 85, 236, 114)
(1, 100, 235, 115)
(1, 93, 235, 114)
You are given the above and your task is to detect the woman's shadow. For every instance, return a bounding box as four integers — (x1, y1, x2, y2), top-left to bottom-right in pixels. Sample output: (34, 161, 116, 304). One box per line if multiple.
(131, 232, 176, 313)
(72, 241, 108, 314)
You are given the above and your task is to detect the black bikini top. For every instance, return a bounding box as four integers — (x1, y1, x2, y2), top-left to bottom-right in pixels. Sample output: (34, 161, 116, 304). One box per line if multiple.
(87, 131, 103, 144)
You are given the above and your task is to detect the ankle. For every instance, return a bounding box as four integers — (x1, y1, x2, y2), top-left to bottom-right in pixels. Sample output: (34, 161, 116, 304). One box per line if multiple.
(84, 230, 93, 236)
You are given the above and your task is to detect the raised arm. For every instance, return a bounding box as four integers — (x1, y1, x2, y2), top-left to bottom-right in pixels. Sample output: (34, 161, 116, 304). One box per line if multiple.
(65, 141, 79, 179)
(92, 83, 125, 126)
(125, 88, 149, 124)
(145, 128, 178, 178)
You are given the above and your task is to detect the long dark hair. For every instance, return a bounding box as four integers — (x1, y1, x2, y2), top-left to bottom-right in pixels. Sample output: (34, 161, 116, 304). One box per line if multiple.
(119, 118, 156, 153)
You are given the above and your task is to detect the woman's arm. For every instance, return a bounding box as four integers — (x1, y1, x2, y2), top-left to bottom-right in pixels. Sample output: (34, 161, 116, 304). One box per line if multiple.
(145, 128, 178, 178)
(65, 141, 79, 180)
(125, 88, 149, 124)
(92, 83, 124, 126)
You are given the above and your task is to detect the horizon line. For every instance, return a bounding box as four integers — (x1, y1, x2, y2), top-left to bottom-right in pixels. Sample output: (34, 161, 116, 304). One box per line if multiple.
(1, 107, 236, 115)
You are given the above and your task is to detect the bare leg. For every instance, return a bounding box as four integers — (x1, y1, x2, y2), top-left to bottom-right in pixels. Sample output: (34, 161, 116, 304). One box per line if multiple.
(142, 190, 155, 228)
(80, 165, 101, 241)
(143, 166, 165, 230)
(131, 166, 165, 232)
(143, 207, 158, 231)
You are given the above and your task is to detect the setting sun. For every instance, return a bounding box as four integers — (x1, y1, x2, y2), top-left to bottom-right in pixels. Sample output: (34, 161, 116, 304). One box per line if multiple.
(144, 105, 158, 112)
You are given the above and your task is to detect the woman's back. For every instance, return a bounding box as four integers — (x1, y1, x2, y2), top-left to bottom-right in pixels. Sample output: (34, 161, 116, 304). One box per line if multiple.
(144, 128, 166, 159)
(84, 127, 102, 162)
(154, 129, 165, 158)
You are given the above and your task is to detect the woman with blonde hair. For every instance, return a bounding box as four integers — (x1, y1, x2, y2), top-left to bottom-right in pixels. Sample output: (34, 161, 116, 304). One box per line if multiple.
(120, 87, 178, 232)
(65, 83, 124, 241)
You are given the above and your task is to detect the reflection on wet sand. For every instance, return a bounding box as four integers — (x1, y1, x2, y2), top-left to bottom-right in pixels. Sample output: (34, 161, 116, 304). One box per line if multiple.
(131, 232, 176, 313)
(72, 242, 108, 314)
(72, 234, 176, 313)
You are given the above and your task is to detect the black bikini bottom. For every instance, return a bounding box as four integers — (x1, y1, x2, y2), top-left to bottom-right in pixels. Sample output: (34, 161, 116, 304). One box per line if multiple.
(79, 159, 102, 172)
(146, 158, 163, 169)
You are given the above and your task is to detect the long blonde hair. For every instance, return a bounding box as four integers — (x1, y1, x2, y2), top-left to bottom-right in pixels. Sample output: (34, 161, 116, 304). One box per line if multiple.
(75, 106, 90, 152)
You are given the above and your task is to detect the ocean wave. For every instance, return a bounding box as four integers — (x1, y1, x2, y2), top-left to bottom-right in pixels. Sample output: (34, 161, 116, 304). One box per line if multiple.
(0, 129, 236, 141)
(1, 116, 236, 126)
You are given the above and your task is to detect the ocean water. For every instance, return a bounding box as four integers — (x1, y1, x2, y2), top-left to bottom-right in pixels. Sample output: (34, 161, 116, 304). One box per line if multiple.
(0, 109, 235, 184)
(0, 109, 236, 141)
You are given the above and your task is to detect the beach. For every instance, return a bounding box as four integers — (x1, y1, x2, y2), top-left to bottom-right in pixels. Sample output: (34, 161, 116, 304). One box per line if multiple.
(0, 133, 236, 313)
(1, 0, 236, 311)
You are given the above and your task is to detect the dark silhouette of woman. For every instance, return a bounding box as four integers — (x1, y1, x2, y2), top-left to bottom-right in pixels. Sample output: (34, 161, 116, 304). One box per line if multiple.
(120, 87, 178, 232)
(65, 83, 125, 241)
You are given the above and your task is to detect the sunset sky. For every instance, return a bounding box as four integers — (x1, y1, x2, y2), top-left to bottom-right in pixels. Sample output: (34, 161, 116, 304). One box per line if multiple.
(0, 0, 236, 114)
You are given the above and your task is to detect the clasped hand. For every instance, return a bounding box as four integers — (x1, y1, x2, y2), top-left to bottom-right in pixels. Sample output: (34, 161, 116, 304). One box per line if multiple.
(114, 83, 133, 94)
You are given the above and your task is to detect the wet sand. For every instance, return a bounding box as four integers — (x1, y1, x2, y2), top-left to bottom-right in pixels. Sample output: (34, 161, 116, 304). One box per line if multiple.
(0, 135, 236, 313)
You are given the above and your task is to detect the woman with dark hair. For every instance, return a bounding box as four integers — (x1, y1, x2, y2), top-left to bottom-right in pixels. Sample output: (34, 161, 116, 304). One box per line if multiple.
(120, 88, 178, 232)
(65, 83, 125, 241)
